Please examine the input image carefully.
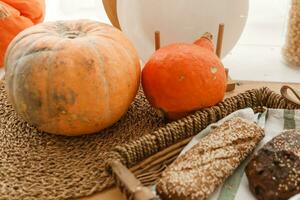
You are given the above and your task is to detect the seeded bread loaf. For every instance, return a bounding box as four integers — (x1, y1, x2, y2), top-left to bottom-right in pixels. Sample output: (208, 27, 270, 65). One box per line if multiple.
(245, 129, 300, 200)
(156, 117, 265, 200)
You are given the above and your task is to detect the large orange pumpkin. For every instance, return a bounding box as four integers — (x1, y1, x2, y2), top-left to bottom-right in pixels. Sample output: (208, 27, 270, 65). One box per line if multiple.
(0, 0, 45, 67)
(4, 20, 141, 136)
(142, 34, 226, 120)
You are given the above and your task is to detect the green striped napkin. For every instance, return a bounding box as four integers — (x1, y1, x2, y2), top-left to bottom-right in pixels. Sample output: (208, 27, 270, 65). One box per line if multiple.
(181, 108, 300, 200)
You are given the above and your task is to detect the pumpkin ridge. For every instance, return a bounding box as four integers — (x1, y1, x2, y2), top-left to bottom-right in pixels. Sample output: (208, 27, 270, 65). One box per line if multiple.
(92, 35, 141, 102)
(5, 36, 45, 113)
(4, 35, 53, 104)
(10, 63, 21, 119)
(8, 34, 60, 76)
(99, 35, 140, 76)
(89, 33, 123, 43)
(87, 40, 112, 119)
(23, 47, 54, 57)
(9, 34, 60, 122)
(82, 22, 117, 33)
(10, 36, 66, 127)
(45, 38, 71, 128)
(4, 31, 49, 65)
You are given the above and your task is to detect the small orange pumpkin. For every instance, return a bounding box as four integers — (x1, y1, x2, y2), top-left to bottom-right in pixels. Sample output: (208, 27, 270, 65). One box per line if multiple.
(142, 33, 226, 120)
(5, 20, 141, 136)
(0, 0, 45, 67)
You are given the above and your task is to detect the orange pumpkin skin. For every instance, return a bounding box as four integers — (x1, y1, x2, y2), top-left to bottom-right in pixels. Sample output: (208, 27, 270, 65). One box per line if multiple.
(142, 36, 226, 120)
(0, 0, 45, 67)
(5, 20, 141, 136)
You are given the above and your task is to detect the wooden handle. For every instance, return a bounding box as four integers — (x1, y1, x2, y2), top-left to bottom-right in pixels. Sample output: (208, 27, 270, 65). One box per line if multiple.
(155, 31, 161, 51)
(110, 161, 159, 200)
(281, 85, 300, 106)
(102, 0, 121, 29)
(216, 23, 225, 58)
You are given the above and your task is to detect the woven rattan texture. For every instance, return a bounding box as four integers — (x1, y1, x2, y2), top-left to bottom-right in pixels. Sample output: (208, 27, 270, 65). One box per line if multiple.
(0, 82, 165, 200)
(111, 87, 300, 169)
(1, 78, 299, 200)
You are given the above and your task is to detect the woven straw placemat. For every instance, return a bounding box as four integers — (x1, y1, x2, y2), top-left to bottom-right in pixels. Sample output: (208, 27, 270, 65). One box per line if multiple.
(0, 81, 165, 200)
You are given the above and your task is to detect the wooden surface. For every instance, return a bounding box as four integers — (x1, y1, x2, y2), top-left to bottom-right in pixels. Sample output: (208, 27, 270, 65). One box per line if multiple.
(102, 0, 120, 29)
(80, 80, 300, 200)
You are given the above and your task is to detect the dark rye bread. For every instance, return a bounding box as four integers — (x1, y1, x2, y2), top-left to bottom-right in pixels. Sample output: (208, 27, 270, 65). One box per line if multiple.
(156, 117, 265, 200)
(246, 129, 300, 200)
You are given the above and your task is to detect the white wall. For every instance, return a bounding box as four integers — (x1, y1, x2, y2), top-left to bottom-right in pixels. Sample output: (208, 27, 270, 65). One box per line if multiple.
(42, 0, 300, 83)
(45, 0, 110, 23)
(2, 0, 297, 82)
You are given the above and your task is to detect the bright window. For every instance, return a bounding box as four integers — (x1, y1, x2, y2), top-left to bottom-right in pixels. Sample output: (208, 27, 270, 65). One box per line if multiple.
(44, 0, 300, 83)
(223, 0, 299, 83)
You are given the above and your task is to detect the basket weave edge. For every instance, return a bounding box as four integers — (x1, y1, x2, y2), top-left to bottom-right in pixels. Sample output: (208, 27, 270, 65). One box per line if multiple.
(109, 87, 300, 169)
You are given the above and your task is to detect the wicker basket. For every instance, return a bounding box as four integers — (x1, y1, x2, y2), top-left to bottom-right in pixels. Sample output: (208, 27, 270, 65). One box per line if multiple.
(108, 86, 300, 200)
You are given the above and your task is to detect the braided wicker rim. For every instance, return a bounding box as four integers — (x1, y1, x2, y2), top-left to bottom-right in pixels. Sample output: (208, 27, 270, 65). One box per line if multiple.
(110, 87, 300, 187)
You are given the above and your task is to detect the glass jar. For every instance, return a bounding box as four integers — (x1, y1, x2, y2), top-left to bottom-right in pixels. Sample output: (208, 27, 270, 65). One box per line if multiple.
(283, 0, 300, 66)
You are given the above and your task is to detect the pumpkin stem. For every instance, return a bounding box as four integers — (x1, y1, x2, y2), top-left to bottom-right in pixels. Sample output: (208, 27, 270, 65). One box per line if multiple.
(193, 32, 215, 53)
(0, 4, 10, 19)
(202, 32, 213, 40)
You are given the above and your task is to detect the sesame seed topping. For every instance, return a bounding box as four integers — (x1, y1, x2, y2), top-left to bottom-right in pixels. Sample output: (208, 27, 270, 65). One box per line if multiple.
(157, 117, 264, 200)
